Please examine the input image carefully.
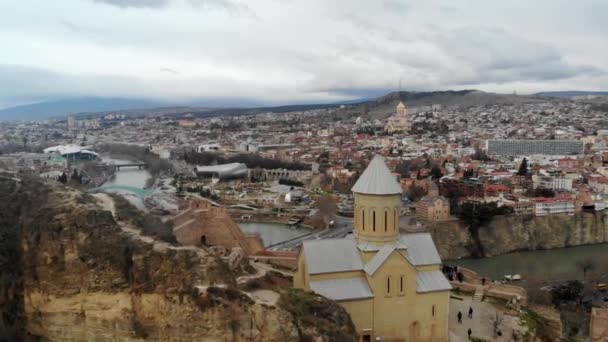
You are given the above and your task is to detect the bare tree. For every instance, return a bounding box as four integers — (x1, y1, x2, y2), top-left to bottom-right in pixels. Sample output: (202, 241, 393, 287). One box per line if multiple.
(490, 311, 504, 338)
(315, 195, 338, 226)
(576, 258, 596, 280)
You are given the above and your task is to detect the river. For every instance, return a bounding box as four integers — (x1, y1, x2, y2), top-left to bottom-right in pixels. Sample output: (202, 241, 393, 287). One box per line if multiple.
(101, 156, 152, 189)
(239, 222, 312, 247)
(450, 243, 608, 282)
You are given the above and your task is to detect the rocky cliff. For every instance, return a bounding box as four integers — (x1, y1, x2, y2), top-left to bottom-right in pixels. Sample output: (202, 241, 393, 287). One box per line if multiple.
(0, 177, 357, 341)
(428, 212, 608, 259)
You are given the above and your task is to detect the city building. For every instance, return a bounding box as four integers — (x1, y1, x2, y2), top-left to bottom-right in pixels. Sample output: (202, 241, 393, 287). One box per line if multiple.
(193, 162, 248, 180)
(43, 144, 98, 161)
(416, 182, 451, 221)
(486, 139, 584, 157)
(532, 175, 574, 191)
(534, 196, 576, 216)
(293, 155, 451, 342)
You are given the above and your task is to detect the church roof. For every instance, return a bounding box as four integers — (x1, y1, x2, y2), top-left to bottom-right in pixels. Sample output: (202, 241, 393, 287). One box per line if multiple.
(310, 277, 374, 301)
(416, 270, 452, 293)
(302, 238, 363, 274)
(399, 233, 443, 266)
(363, 242, 397, 275)
(397, 101, 406, 109)
(351, 155, 403, 195)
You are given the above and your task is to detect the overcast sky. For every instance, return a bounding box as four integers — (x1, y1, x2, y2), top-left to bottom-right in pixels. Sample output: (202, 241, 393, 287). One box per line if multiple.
(1, 0, 607, 108)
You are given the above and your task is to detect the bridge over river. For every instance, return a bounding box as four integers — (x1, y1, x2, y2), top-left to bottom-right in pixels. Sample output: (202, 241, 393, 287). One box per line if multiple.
(96, 162, 147, 170)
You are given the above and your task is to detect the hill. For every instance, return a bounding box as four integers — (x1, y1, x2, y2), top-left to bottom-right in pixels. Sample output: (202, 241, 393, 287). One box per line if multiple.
(534, 91, 608, 99)
(349, 90, 548, 119)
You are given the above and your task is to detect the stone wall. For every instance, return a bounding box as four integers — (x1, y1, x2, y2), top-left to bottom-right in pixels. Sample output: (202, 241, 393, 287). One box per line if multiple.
(173, 196, 264, 255)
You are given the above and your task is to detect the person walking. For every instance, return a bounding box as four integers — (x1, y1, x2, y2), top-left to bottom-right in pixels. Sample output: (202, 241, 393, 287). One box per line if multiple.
(467, 328, 472, 340)
(457, 311, 462, 323)
(468, 306, 473, 319)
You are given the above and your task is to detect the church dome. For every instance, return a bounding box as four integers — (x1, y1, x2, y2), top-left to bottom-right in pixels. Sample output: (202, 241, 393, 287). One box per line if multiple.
(351, 155, 402, 195)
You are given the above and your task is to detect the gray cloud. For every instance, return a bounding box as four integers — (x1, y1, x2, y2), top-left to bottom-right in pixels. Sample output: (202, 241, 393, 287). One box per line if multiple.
(93, 0, 169, 9)
(160, 67, 180, 75)
(1, 0, 607, 106)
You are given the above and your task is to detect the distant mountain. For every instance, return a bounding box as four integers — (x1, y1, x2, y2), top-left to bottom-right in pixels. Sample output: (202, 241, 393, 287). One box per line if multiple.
(0, 97, 170, 121)
(534, 91, 608, 99)
(0, 96, 274, 121)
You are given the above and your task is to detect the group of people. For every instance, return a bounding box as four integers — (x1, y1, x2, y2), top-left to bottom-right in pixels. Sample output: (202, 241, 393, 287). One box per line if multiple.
(457, 307, 474, 340)
(443, 265, 465, 283)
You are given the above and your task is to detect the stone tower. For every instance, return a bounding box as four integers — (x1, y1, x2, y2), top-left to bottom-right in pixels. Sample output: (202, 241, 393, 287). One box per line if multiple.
(351, 155, 402, 244)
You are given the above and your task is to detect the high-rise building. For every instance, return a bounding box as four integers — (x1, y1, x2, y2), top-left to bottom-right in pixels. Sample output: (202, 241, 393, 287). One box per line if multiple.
(486, 139, 584, 157)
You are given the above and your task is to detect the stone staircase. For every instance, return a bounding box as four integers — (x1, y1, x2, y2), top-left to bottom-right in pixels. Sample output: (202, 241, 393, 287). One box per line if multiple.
(473, 288, 484, 302)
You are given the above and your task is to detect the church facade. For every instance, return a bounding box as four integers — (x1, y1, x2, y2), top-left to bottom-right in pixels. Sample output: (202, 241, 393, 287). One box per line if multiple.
(293, 156, 451, 342)
(416, 182, 451, 221)
(385, 101, 411, 133)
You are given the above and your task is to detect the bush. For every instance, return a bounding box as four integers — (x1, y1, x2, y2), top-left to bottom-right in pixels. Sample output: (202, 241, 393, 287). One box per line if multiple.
(551, 281, 584, 305)
(279, 178, 304, 187)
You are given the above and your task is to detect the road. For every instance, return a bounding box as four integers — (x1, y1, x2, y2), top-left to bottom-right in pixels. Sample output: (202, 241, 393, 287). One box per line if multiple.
(268, 214, 353, 251)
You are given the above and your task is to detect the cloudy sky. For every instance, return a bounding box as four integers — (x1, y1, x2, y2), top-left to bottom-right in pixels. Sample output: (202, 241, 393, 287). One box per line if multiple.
(0, 0, 607, 108)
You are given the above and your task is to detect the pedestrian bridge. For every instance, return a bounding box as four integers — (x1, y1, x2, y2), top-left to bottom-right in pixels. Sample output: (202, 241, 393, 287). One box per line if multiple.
(91, 185, 155, 198)
(96, 162, 147, 170)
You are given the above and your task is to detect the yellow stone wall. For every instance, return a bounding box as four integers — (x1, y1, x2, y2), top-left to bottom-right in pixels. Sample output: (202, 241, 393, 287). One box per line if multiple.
(353, 193, 401, 244)
(363, 252, 449, 341)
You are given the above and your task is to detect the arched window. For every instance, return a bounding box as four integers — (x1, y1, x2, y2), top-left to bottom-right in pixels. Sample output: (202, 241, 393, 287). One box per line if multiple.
(386, 276, 391, 294)
(362, 210, 365, 231)
(372, 210, 376, 232)
(394, 208, 398, 232)
(384, 210, 388, 232)
(399, 275, 405, 295)
(432, 304, 436, 317)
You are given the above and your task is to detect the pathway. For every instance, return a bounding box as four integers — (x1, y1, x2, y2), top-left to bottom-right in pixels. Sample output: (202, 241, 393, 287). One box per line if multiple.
(449, 295, 526, 341)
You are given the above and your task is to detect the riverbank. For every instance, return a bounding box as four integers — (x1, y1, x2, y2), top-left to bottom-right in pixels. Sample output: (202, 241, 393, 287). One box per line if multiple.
(449, 243, 608, 282)
(428, 211, 608, 260)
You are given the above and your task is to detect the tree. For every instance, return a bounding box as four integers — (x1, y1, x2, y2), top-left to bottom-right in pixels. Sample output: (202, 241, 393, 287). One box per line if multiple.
(406, 185, 426, 201)
(490, 311, 504, 338)
(315, 195, 338, 226)
(430, 166, 443, 179)
(551, 281, 584, 305)
(471, 148, 490, 161)
(576, 258, 596, 280)
(517, 158, 528, 176)
(528, 187, 555, 198)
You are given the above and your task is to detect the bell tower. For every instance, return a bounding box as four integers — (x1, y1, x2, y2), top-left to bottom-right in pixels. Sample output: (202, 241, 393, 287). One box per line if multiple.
(351, 155, 403, 244)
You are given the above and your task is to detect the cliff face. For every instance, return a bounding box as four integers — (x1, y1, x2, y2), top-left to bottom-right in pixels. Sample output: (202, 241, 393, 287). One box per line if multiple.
(429, 212, 608, 259)
(0, 178, 357, 341)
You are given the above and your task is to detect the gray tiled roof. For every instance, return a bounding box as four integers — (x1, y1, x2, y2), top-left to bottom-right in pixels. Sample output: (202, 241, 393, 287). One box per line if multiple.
(416, 270, 452, 293)
(351, 155, 402, 195)
(363, 243, 396, 275)
(399, 233, 442, 266)
(310, 277, 374, 301)
(302, 238, 363, 274)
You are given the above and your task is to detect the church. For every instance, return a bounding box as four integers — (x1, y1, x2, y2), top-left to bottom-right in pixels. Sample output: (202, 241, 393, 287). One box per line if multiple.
(293, 156, 451, 342)
(385, 101, 411, 133)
